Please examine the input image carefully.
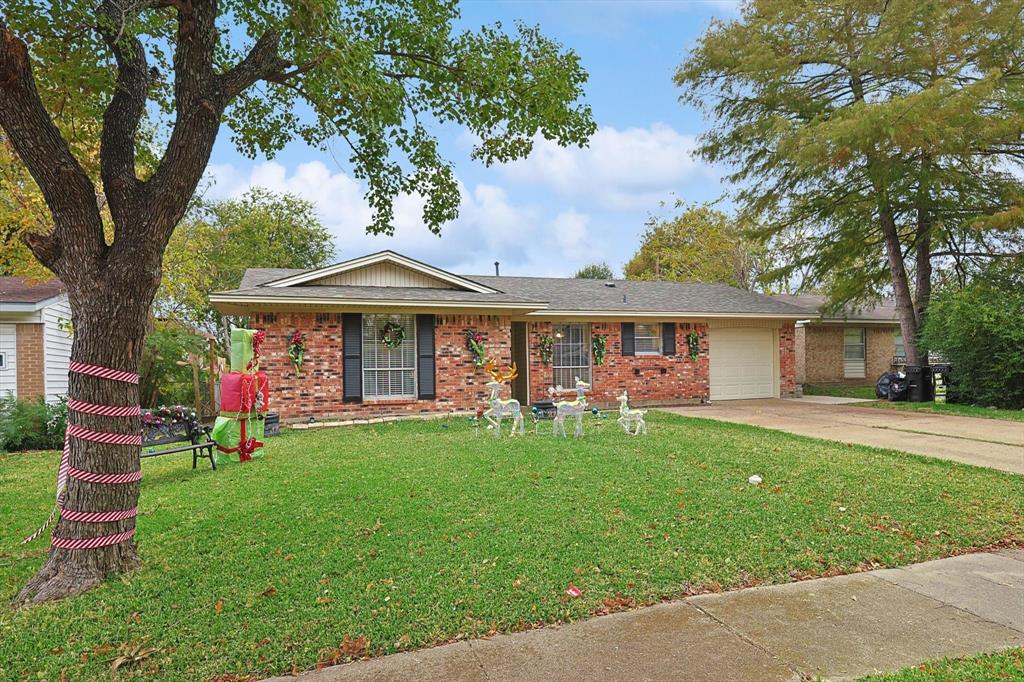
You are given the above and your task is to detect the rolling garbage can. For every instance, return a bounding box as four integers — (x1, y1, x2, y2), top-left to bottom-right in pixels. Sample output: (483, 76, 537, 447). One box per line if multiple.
(905, 365, 933, 402)
(931, 364, 952, 404)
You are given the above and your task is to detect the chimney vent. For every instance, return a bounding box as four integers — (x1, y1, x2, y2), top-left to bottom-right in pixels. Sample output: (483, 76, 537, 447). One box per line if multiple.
(494, 261, 500, 276)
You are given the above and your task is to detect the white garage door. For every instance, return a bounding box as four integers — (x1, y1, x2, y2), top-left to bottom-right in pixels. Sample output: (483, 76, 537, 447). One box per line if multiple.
(709, 327, 776, 400)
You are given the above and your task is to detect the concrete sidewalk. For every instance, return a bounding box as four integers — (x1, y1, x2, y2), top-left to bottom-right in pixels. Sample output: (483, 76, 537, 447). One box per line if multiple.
(268, 550, 1024, 682)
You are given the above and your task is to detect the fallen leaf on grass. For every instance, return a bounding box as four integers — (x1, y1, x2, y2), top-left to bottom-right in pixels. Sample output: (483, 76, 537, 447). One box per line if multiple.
(214, 599, 224, 614)
(110, 642, 158, 672)
(316, 596, 333, 604)
(259, 586, 278, 597)
(565, 585, 582, 598)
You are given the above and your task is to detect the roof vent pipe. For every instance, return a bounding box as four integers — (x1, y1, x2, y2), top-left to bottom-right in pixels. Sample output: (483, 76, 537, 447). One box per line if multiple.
(494, 261, 500, 276)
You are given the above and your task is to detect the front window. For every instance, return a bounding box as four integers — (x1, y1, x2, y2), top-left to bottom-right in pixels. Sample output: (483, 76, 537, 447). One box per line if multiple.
(552, 323, 591, 390)
(843, 327, 866, 378)
(634, 323, 662, 355)
(894, 331, 905, 359)
(362, 314, 416, 399)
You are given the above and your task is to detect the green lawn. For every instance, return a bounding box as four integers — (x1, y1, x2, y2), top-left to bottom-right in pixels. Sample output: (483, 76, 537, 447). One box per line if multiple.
(2, 412, 1022, 680)
(862, 400, 1024, 423)
(859, 647, 1024, 681)
(803, 384, 878, 399)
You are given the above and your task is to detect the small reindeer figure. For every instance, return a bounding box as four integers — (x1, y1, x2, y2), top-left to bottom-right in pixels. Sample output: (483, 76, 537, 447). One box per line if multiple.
(616, 391, 647, 435)
(483, 357, 525, 437)
(552, 377, 590, 438)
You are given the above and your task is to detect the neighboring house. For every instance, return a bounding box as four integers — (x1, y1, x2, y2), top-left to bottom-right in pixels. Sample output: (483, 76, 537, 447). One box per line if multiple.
(774, 294, 903, 387)
(0, 278, 73, 402)
(210, 251, 810, 423)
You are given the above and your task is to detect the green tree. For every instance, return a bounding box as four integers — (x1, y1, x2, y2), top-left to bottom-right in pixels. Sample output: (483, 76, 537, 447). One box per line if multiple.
(677, 0, 1024, 363)
(157, 188, 335, 340)
(0, 0, 594, 604)
(624, 204, 770, 291)
(574, 262, 615, 279)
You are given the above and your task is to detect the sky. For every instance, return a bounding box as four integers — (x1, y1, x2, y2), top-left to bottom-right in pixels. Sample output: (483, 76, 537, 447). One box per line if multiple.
(203, 1, 741, 278)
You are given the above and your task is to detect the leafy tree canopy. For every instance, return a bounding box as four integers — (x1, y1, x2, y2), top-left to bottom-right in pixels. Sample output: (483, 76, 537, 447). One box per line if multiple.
(573, 262, 615, 279)
(157, 187, 335, 336)
(624, 203, 771, 291)
(677, 0, 1024, 361)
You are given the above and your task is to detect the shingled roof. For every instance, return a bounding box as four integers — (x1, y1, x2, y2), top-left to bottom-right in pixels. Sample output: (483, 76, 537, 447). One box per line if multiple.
(0, 277, 65, 304)
(217, 255, 809, 318)
(773, 294, 899, 323)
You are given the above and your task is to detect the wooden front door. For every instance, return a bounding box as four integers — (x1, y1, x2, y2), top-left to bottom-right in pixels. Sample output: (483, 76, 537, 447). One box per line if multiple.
(510, 321, 529, 404)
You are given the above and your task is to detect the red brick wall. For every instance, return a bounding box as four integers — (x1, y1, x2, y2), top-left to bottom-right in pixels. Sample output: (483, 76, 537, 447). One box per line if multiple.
(779, 322, 797, 397)
(250, 313, 792, 421)
(15, 323, 44, 399)
(255, 312, 510, 422)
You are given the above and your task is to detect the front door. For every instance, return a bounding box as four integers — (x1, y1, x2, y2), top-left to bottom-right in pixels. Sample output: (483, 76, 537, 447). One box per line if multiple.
(510, 321, 529, 404)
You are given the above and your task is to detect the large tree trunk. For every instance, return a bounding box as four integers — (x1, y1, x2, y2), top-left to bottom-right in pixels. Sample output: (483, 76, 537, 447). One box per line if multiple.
(879, 207, 922, 365)
(13, 269, 156, 606)
(913, 207, 932, 356)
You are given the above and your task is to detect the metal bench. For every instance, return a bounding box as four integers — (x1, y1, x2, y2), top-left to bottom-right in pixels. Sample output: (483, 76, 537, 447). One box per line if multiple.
(140, 408, 216, 470)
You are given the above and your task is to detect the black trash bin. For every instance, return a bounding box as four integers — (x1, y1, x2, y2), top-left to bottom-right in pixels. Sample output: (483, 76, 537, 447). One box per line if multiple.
(905, 365, 933, 402)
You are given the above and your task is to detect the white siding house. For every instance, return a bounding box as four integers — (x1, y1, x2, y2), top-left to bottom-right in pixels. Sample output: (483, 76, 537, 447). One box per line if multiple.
(0, 278, 72, 402)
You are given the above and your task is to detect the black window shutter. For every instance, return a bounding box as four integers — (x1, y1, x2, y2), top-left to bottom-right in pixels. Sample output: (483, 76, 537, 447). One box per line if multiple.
(342, 313, 362, 403)
(621, 322, 635, 356)
(416, 314, 436, 400)
(662, 322, 676, 356)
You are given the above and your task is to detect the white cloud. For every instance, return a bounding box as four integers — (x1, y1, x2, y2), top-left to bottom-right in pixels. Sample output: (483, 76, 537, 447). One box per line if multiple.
(494, 124, 718, 211)
(200, 161, 602, 277)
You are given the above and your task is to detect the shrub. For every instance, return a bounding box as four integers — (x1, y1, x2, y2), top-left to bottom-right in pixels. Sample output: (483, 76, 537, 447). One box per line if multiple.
(920, 264, 1024, 409)
(0, 395, 67, 452)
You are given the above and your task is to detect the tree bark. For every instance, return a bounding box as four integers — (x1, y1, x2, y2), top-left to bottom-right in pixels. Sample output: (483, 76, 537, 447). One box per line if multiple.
(13, 267, 158, 606)
(879, 206, 921, 366)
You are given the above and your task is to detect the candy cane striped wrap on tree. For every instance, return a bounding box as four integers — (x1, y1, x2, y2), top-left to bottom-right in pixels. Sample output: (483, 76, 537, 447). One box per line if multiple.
(21, 363, 144, 549)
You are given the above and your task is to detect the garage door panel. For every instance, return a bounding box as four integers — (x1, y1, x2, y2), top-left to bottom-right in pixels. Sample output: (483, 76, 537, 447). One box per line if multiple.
(710, 328, 776, 401)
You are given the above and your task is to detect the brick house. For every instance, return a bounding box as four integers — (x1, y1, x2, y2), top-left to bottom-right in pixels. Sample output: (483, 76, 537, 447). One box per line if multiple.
(210, 251, 809, 423)
(0, 278, 73, 402)
(774, 294, 903, 388)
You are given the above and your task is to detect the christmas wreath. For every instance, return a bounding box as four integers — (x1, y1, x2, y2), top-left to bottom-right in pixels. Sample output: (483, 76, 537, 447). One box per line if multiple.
(288, 331, 307, 374)
(539, 334, 554, 364)
(592, 334, 608, 366)
(381, 321, 407, 349)
(687, 331, 700, 360)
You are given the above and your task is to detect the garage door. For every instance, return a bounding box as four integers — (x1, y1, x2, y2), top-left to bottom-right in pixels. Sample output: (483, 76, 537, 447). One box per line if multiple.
(709, 327, 776, 400)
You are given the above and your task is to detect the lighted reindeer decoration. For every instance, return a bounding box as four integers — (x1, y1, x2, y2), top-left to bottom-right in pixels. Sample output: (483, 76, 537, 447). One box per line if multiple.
(551, 377, 591, 438)
(483, 357, 525, 436)
(617, 391, 647, 435)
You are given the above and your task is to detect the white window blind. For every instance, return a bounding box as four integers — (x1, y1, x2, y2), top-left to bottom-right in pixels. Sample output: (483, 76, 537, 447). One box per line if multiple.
(362, 314, 416, 398)
(634, 323, 662, 354)
(843, 327, 866, 378)
(552, 323, 591, 390)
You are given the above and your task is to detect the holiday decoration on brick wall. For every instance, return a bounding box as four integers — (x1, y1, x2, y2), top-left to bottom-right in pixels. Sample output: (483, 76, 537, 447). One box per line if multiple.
(465, 329, 487, 367)
(592, 334, 608, 366)
(539, 334, 554, 364)
(288, 331, 307, 374)
(687, 331, 700, 360)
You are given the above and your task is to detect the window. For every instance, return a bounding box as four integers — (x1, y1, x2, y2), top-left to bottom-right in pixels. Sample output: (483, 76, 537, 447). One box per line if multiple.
(552, 323, 591, 390)
(634, 323, 662, 354)
(0, 352, 5, 370)
(843, 327, 866, 378)
(362, 314, 416, 399)
(894, 331, 905, 359)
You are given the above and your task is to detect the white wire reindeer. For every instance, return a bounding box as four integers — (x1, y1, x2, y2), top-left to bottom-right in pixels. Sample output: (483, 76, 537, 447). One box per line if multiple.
(551, 377, 590, 438)
(482, 357, 525, 436)
(616, 390, 647, 435)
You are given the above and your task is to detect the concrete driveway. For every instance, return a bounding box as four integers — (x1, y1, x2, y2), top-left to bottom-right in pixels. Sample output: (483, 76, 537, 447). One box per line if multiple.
(663, 398, 1024, 475)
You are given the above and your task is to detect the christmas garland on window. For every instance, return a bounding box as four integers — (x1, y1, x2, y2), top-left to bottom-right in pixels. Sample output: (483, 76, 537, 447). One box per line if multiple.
(381, 321, 407, 349)
(592, 334, 608, 366)
(687, 331, 700, 360)
(465, 330, 486, 367)
(539, 334, 554, 364)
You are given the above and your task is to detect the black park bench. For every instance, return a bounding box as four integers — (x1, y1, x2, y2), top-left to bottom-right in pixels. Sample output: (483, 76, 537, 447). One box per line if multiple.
(140, 407, 216, 470)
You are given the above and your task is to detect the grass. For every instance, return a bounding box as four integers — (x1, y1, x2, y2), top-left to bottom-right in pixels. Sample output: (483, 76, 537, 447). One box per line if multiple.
(1, 412, 1022, 680)
(859, 647, 1024, 681)
(803, 384, 878, 399)
(862, 400, 1024, 423)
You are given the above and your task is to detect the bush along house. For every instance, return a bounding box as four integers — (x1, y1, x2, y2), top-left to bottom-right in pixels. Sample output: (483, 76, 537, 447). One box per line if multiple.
(209, 251, 810, 423)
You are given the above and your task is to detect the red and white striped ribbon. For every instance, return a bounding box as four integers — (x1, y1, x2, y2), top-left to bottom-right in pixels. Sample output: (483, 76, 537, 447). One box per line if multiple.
(21, 362, 142, 546)
(68, 361, 140, 384)
(51, 528, 135, 551)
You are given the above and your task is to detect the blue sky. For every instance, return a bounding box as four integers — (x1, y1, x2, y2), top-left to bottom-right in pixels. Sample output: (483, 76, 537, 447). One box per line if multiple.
(204, 1, 739, 277)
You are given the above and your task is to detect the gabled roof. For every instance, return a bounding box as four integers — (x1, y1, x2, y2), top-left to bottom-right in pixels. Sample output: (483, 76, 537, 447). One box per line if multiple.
(773, 294, 899, 323)
(214, 253, 811, 319)
(0, 277, 65, 307)
(262, 250, 499, 293)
